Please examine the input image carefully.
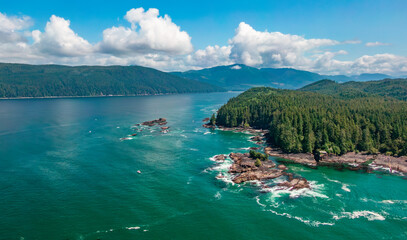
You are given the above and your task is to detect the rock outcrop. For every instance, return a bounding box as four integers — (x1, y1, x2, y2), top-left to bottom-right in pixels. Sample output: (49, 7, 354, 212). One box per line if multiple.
(141, 118, 167, 126)
(265, 147, 407, 174)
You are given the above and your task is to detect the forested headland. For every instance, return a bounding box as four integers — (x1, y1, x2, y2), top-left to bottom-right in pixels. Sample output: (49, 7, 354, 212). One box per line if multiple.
(0, 63, 224, 98)
(216, 85, 407, 156)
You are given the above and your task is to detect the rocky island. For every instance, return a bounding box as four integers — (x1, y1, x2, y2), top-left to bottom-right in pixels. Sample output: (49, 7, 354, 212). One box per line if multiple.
(213, 152, 310, 190)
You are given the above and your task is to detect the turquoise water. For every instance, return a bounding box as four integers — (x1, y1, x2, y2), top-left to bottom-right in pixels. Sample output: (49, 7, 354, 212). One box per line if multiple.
(0, 93, 406, 240)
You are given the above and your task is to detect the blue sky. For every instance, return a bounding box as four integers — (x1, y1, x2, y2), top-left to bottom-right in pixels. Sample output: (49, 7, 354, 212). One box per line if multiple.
(0, 0, 407, 75)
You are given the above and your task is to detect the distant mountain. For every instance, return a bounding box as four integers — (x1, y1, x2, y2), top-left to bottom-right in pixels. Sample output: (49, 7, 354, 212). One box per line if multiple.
(172, 64, 321, 90)
(0, 63, 224, 98)
(351, 73, 393, 81)
(300, 78, 407, 100)
(172, 64, 396, 90)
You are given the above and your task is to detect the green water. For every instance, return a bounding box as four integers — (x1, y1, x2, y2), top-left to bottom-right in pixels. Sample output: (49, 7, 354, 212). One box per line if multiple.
(0, 93, 406, 240)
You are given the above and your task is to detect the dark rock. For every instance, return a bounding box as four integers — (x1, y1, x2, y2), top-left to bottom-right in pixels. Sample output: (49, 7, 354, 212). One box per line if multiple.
(278, 178, 310, 190)
(250, 136, 263, 142)
(213, 155, 226, 161)
(142, 118, 167, 126)
(203, 124, 216, 129)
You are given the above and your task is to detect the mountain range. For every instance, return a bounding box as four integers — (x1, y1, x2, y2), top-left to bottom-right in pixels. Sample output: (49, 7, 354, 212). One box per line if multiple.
(0, 63, 224, 98)
(172, 64, 395, 90)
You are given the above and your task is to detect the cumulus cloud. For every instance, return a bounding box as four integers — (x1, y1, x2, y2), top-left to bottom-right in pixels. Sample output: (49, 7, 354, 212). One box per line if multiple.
(0, 12, 31, 32)
(365, 41, 390, 47)
(228, 22, 339, 68)
(0, 10, 407, 76)
(98, 8, 193, 56)
(0, 12, 39, 62)
(185, 45, 233, 69)
(32, 15, 93, 57)
(0, 12, 31, 44)
(349, 54, 407, 74)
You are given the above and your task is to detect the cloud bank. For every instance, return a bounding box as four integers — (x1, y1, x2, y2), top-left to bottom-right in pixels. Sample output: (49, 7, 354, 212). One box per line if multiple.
(0, 9, 406, 76)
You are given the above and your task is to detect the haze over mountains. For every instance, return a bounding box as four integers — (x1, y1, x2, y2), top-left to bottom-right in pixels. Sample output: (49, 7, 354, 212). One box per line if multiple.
(172, 64, 395, 90)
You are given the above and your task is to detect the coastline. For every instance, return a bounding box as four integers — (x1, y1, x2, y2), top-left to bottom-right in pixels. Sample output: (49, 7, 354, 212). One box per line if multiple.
(214, 125, 407, 175)
(0, 90, 226, 100)
(265, 147, 407, 174)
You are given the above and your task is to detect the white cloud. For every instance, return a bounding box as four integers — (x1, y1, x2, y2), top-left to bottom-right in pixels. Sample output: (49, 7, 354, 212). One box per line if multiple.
(0, 12, 31, 32)
(349, 54, 407, 74)
(228, 22, 339, 68)
(0, 12, 31, 44)
(342, 40, 361, 44)
(0, 11, 407, 76)
(32, 15, 93, 57)
(185, 45, 233, 69)
(365, 41, 390, 47)
(98, 8, 193, 56)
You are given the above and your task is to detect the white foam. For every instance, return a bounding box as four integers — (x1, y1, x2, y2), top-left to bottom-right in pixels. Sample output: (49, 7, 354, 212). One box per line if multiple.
(261, 181, 328, 200)
(127, 226, 141, 230)
(333, 211, 386, 221)
(324, 175, 351, 192)
(120, 137, 133, 141)
(381, 199, 407, 204)
(229, 147, 252, 151)
(214, 191, 222, 200)
(204, 131, 215, 135)
(341, 184, 351, 192)
(256, 195, 334, 227)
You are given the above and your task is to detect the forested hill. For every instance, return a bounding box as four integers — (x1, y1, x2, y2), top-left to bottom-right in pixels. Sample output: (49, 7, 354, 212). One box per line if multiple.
(0, 63, 224, 98)
(171, 64, 395, 90)
(300, 78, 407, 100)
(172, 64, 328, 90)
(216, 87, 407, 156)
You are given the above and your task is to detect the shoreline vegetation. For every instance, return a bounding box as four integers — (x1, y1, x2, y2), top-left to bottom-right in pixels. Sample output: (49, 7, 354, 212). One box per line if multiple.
(210, 125, 407, 174)
(216, 87, 407, 157)
(204, 121, 406, 191)
(0, 91, 220, 100)
(0, 63, 224, 98)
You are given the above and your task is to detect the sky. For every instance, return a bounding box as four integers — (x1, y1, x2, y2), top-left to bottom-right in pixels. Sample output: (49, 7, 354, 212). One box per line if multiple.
(0, 0, 407, 75)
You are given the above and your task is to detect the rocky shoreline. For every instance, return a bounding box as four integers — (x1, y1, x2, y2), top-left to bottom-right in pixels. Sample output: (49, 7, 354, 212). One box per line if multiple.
(206, 123, 311, 190)
(265, 147, 407, 174)
(207, 123, 406, 194)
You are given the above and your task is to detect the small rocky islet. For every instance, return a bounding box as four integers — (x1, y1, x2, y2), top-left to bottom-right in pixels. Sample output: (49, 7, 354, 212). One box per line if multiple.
(121, 118, 170, 140)
(213, 152, 310, 189)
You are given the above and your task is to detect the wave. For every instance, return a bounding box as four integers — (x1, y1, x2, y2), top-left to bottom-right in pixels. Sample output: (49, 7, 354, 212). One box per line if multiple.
(229, 147, 252, 151)
(126, 226, 141, 230)
(323, 175, 351, 192)
(255, 197, 335, 227)
(261, 180, 329, 201)
(333, 210, 386, 221)
(204, 131, 215, 135)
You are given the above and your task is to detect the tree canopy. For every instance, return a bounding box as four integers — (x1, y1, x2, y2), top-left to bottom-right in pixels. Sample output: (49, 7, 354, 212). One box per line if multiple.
(216, 87, 407, 156)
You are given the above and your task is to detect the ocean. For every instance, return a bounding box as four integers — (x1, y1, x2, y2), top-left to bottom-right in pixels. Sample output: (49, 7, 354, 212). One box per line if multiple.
(0, 92, 406, 240)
